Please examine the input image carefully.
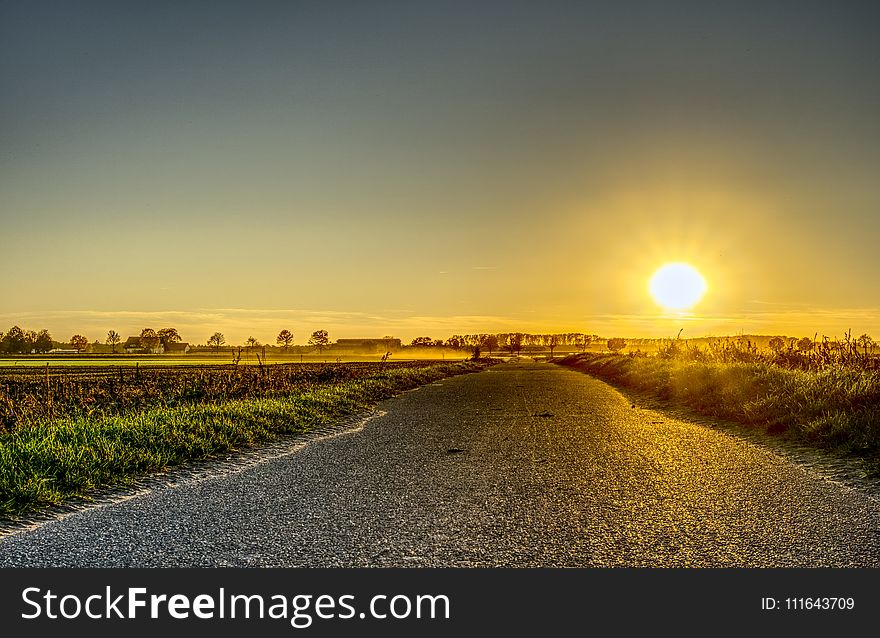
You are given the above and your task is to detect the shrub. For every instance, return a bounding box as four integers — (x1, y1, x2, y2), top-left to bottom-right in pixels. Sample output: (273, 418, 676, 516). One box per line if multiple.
(607, 338, 627, 353)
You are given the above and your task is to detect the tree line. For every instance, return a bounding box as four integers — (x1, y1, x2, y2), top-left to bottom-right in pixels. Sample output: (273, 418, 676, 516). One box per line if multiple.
(0, 326, 54, 354)
(0, 325, 335, 355)
(410, 333, 603, 356)
(2, 325, 607, 356)
(8, 323, 871, 359)
(0, 326, 183, 354)
(204, 329, 331, 353)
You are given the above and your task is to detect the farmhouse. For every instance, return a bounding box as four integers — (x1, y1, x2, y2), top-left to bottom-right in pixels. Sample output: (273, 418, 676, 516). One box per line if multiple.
(165, 342, 191, 354)
(123, 336, 164, 354)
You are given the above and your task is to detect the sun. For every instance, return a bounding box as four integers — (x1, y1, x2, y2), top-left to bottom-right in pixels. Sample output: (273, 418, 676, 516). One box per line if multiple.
(649, 262, 707, 310)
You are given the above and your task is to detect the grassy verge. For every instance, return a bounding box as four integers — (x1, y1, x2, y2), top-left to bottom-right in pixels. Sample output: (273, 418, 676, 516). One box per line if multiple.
(0, 361, 492, 517)
(556, 353, 880, 474)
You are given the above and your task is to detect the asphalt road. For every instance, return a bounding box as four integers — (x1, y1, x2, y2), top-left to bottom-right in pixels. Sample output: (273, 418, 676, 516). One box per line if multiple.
(1, 359, 879, 567)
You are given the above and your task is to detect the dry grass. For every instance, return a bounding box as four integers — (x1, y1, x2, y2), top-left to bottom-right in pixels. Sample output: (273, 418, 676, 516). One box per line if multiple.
(557, 345, 880, 475)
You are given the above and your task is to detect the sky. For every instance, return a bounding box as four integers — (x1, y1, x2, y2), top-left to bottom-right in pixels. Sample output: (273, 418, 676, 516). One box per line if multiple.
(2, 0, 879, 345)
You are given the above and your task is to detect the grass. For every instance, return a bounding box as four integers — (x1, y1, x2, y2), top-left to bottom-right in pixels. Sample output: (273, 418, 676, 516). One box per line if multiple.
(556, 352, 880, 474)
(0, 360, 470, 430)
(0, 354, 451, 367)
(0, 360, 493, 517)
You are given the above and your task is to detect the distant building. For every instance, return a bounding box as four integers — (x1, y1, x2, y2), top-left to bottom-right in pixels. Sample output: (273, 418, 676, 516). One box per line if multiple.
(334, 338, 401, 353)
(123, 336, 164, 354)
(164, 342, 191, 354)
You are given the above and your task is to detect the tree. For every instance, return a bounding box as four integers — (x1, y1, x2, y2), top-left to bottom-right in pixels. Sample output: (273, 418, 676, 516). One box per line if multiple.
(106, 330, 121, 353)
(607, 337, 627, 353)
(410, 336, 434, 347)
(796, 337, 814, 353)
(1, 325, 27, 353)
(276, 329, 294, 351)
(482, 334, 498, 355)
(579, 334, 594, 352)
(33, 329, 53, 353)
(70, 334, 89, 352)
(506, 333, 524, 355)
(857, 333, 875, 353)
(768, 336, 786, 353)
(207, 332, 226, 353)
(140, 328, 160, 352)
(245, 336, 260, 352)
(548, 334, 560, 357)
(309, 330, 329, 353)
(157, 328, 181, 350)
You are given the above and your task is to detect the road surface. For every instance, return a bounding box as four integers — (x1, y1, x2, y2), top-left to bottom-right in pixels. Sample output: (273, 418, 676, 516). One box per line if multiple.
(1, 359, 879, 567)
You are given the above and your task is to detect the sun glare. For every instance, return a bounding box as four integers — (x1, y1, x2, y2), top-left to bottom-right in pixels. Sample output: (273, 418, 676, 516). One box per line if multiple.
(649, 262, 707, 311)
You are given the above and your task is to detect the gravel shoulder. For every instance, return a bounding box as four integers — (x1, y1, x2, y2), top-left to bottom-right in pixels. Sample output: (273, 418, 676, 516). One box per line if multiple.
(1, 359, 878, 567)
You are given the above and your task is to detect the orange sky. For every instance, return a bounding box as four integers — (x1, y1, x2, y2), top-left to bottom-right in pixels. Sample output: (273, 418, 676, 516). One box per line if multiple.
(2, 2, 879, 345)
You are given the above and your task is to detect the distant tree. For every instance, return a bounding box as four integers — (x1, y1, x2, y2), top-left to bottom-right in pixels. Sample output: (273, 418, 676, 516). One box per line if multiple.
(548, 334, 560, 357)
(33, 329, 53, 353)
(70, 334, 89, 352)
(506, 333, 524, 355)
(579, 334, 594, 352)
(857, 333, 874, 353)
(607, 337, 627, 353)
(446, 336, 462, 349)
(1, 325, 27, 353)
(768, 337, 786, 353)
(482, 334, 498, 355)
(106, 330, 121, 353)
(308, 330, 330, 353)
(433, 339, 445, 347)
(245, 336, 260, 351)
(410, 336, 434, 347)
(796, 337, 814, 353)
(140, 328, 160, 352)
(276, 329, 294, 351)
(157, 328, 181, 350)
(207, 332, 226, 353)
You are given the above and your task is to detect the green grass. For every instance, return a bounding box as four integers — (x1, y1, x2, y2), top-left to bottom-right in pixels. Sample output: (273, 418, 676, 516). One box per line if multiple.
(0, 354, 453, 367)
(556, 353, 880, 474)
(0, 361, 491, 517)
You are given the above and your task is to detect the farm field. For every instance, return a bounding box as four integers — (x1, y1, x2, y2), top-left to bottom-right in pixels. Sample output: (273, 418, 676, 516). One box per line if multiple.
(0, 358, 496, 516)
(0, 354, 466, 367)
